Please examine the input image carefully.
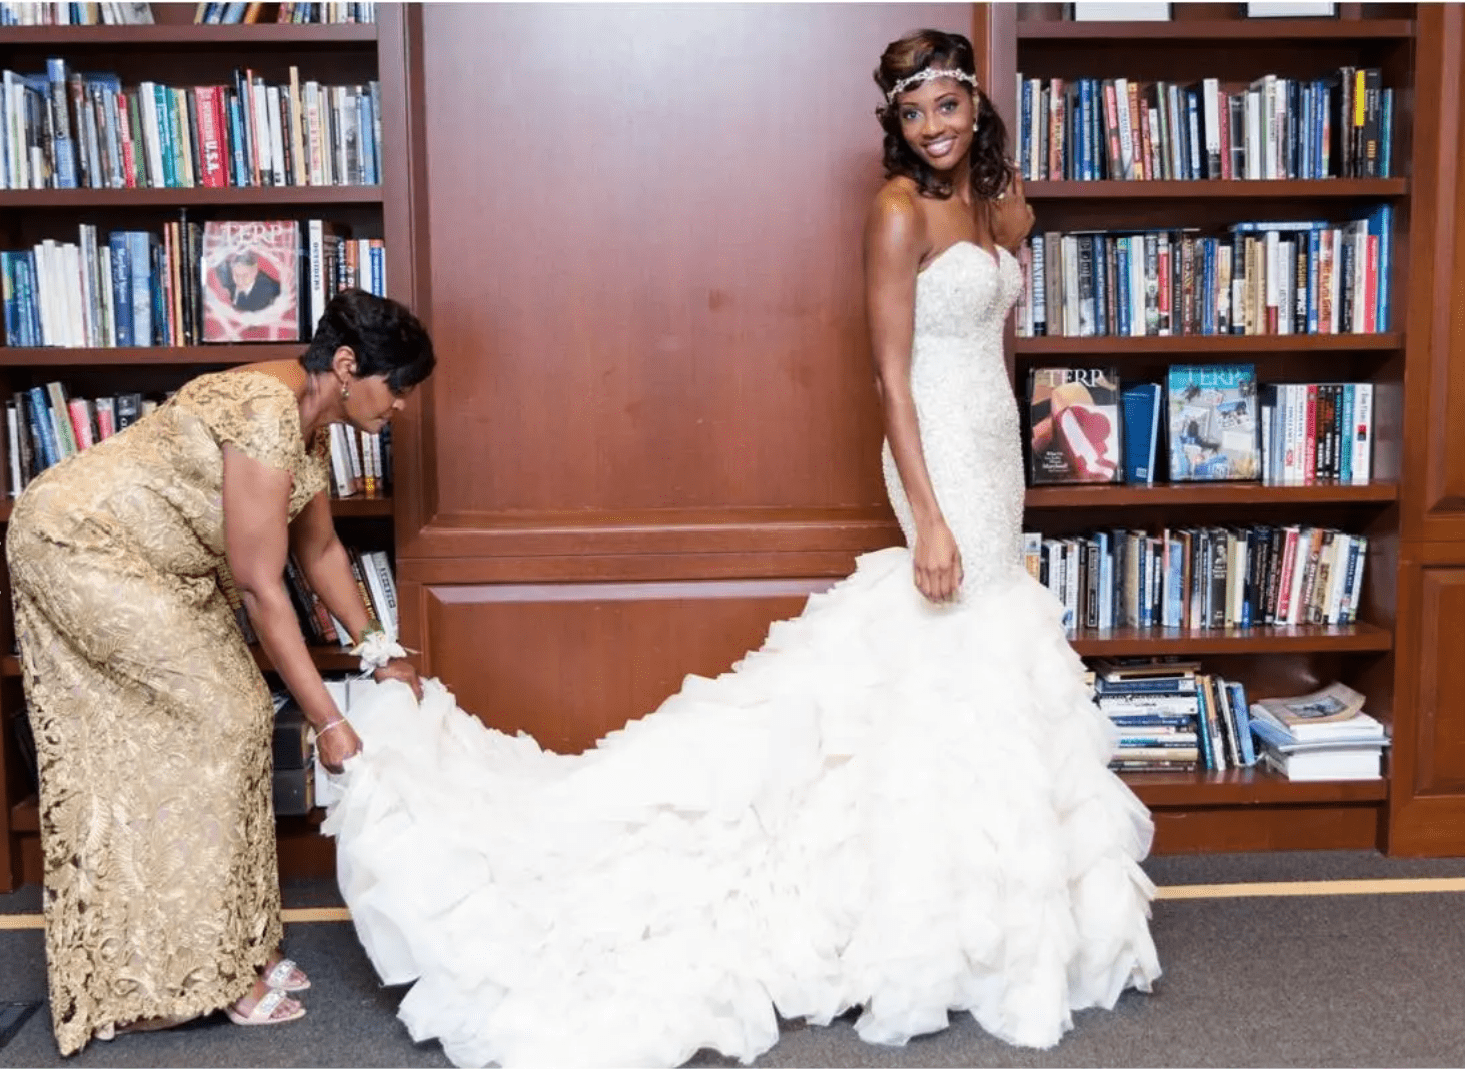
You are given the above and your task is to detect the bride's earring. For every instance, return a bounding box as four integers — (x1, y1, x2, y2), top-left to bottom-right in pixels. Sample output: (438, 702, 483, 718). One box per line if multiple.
(340, 382, 351, 402)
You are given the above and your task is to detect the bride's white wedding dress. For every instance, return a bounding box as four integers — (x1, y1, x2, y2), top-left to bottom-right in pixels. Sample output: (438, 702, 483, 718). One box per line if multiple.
(323, 240, 1161, 1068)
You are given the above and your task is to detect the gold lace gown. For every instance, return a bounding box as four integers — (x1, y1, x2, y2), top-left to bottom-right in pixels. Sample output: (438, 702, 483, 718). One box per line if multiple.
(6, 370, 329, 1054)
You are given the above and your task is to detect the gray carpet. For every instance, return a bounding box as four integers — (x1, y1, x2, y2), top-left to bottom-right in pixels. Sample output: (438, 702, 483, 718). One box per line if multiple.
(0, 852, 1461, 1068)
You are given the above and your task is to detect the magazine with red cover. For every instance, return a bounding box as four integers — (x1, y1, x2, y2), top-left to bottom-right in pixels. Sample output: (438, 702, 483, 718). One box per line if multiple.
(201, 220, 301, 342)
(1027, 366, 1123, 484)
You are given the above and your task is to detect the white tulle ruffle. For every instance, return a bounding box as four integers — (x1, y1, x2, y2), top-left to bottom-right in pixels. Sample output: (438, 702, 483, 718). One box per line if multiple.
(323, 546, 1161, 1069)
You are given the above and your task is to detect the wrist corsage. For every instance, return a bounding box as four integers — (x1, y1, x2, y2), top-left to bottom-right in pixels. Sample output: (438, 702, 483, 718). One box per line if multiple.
(351, 628, 411, 676)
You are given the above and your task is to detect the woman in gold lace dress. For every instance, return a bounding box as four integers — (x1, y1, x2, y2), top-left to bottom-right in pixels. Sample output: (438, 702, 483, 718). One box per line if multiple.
(6, 289, 435, 1054)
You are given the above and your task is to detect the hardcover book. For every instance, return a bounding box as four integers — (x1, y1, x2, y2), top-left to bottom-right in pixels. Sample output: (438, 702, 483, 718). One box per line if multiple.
(201, 219, 301, 342)
(1027, 366, 1123, 484)
(1166, 363, 1259, 481)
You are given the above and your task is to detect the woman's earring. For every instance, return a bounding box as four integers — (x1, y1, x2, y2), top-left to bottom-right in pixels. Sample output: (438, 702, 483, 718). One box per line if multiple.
(340, 383, 351, 402)
(973, 118, 979, 131)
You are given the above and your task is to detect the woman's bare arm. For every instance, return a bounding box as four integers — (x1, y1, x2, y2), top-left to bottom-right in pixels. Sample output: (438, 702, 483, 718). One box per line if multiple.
(864, 188, 963, 602)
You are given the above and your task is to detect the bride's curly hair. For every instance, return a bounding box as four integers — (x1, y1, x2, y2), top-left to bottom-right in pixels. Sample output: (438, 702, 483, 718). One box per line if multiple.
(873, 29, 1012, 202)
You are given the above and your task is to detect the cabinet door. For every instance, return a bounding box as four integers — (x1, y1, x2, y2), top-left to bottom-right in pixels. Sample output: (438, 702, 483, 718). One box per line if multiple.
(1389, 564, 1465, 855)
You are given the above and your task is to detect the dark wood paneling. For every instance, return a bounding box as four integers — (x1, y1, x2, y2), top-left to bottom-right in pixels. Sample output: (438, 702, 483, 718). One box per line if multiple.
(424, 579, 833, 753)
(1152, 804, 1384, 854)
(397, 4, 967, 563)
(1389, 560, 1466, 856)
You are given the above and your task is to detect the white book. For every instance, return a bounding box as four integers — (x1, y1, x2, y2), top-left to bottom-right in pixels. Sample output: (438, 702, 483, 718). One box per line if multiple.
(327, 421, 353, 496)
(1344, 534, 1368, 623)
(6, 402, 21, 497)
(1115, 78, 1134, 179)
(77, 224, 99, 347)
(1129, 235, 1145, 337)
(1061, 235, 1079, 336)
(138, 82, 166, 189)
(97, 242, 115, 347)
(1202, 77, 1221, 177)
(367, 550, 398, 637)
(1351, 382, 1373, 483)
(267, 84, 287, 187)
(1284, 527, 1312, 625)
(251, 78, 272, 183)
(359, 551, 393, 637)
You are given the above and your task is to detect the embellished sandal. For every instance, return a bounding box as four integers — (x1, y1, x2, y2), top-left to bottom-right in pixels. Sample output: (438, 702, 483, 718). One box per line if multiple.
(224, 988, 305, 1027)
(261, 955, 311, 992)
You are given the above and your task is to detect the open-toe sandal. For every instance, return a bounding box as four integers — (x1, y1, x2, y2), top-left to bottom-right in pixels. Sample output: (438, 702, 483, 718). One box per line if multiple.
(225, 988, 305, 1027)
(261, 956, 311, 992)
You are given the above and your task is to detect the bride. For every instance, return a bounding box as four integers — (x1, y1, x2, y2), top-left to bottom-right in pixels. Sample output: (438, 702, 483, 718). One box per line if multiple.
(323, 29, 1160, 1069)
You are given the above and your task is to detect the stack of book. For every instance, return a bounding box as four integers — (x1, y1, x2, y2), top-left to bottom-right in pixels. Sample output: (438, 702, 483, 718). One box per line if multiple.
(1092, 659, 1204, 772)
(1249, 682, 1389, 781)
(1, 2, 152, 24)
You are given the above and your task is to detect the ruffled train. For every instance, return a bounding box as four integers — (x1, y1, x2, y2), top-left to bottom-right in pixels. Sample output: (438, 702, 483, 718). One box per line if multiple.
(323, 546, 1161, 1068)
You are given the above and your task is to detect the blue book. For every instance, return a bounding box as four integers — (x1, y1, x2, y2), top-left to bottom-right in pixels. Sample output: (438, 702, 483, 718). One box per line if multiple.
(1225, 682, 1258, 766)
(26, 387, 57, 470)
(1020, 78, 1033, 179)
(1192, 689, 1215, 770)
(1365, 203, 1392, 332)
(1116, 239, 1131, 337)
(45, 58, 78, 188)
(1121, 383, 1161, 485)
(1200, 240, 1216, 336)
(1338, 383, 1355, 486)
(357, 93, 376, 185)
(108, 232, 133, 347)
(1306, 229, 1321, 334)
(15, 253, 39, 347)
(0, 253, 17, 345)
(125, 231, 153, 347)
(1380, 89, 1393, 178)
(227, 93, 248, 186)
(1078, 79, 1093, 181)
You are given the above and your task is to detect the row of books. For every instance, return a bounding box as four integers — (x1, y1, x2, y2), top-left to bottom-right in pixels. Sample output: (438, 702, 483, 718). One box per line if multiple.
(1014, 69, 1392, 183)
(1, 218, 387, 347)
(247, 544, 399, 649)
(1089, 660, 1249, 773)
(195, 1, 375, 22)
(0, 1, 151, 23)
(0, 59, 382, 190)
(2, 376, 393, 497)
(323, 419, 390, 500)
(1015, 212, 1393, 340)
(1028, 364, 1372, 486)
(1024, 523, 1367, 633)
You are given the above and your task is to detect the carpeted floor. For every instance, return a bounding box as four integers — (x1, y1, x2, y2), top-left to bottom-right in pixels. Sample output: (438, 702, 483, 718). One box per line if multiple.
(0, 851, 1461, 1068)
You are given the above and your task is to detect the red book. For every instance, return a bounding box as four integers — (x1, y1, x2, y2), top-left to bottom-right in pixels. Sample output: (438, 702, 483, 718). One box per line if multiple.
(1217, 88, 1233, 180)
(115, 89, 137, 188)
(195, 86, 228, 188)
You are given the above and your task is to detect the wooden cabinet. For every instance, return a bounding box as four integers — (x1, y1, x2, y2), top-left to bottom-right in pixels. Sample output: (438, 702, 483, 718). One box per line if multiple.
(1389, 8, 1464, 854)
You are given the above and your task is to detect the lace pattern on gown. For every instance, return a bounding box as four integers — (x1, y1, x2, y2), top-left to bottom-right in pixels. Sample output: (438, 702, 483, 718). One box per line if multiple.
(6, 370, 327, 1054)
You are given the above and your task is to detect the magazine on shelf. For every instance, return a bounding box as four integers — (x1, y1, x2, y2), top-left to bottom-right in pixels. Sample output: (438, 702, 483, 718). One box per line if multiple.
(1027, 367, 1123, 485)
(1166, 364, 1260, 481)
(200, 220, 302, 343)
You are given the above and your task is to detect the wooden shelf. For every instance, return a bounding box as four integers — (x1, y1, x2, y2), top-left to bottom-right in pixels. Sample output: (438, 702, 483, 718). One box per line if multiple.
(1025, 179, 1407, 200)
(0, 186, 382, 209)
(330, 497, 394, 518)
(1067, 622, 1392, 656)
(0, 646, 360, 677)
(1013, 333, 1403, 356)
(1122, 768, 1388, 807)
(1026, 481, 1397, 508)
(10, 795, 37, 834)
(0, 23, 378, 47)
(1016, 18, 1414, 41)
(0, 343, 301, 366)
(0, 498, 385, 523)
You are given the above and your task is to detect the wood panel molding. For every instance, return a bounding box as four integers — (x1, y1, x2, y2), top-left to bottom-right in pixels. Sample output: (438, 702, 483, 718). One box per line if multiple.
(1403, 3, 1465, 547)
(420, 578, 837, 753)
(1388, 559, 1466, 856)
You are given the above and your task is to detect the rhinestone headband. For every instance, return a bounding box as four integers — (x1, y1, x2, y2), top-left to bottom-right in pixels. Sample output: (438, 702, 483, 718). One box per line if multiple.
(885, 66, 980, 104)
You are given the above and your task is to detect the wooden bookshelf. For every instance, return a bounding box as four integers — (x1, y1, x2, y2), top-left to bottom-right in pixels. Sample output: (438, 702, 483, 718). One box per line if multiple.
(1026, 481, 1398, 508)
(1014, 18, 1415, 41)
(0, 5, 410, 890)
(1123, 768, 1388, 808)
(1025, 179, 1408, 200)
(0, 23, 379, 47)
(0, 497, 387, 524)
(1014, 334, 1403, 356)
(1067, 623, 1393, 657)
(0, 344, 305, 366)
(995, 3, 1437, 853)
(0, 187, 384, 208)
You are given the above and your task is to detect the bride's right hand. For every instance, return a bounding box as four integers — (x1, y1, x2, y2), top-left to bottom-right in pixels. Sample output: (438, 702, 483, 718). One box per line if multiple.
(914, 520, 963, 603)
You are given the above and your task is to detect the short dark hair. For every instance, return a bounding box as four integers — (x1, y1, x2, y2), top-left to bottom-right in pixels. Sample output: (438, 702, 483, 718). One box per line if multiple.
(301, 289, 436, 394)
